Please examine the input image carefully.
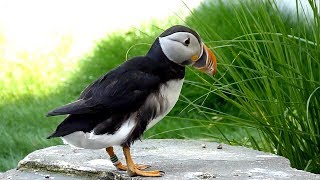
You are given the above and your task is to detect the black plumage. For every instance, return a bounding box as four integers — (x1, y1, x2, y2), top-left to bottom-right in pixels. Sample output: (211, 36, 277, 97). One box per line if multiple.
(47, 38, 185, 146)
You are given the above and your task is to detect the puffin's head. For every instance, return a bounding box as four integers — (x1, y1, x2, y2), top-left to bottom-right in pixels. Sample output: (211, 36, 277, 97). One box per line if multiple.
(159, 25, 217, 75)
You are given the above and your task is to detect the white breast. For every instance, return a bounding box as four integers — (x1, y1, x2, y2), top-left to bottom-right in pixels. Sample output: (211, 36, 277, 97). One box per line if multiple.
(146, 78, 184, 129)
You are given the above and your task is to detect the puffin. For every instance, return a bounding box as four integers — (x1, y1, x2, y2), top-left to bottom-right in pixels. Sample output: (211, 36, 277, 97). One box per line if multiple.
(47, 25, 217, 177)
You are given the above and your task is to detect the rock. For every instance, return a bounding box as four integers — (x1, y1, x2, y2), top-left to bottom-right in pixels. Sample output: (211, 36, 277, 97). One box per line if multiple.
(1, 139, 319, 179)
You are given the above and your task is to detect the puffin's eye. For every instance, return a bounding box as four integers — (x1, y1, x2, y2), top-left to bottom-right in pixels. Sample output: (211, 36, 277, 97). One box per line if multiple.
(184, 38, 190, 46)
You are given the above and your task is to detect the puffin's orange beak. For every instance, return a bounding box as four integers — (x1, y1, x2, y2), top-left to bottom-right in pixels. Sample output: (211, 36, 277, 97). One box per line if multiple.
(192, 44, 217, 76)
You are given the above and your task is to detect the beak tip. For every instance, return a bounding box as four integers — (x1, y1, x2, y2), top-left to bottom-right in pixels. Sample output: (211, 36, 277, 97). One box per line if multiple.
(205, 45, 217, 76)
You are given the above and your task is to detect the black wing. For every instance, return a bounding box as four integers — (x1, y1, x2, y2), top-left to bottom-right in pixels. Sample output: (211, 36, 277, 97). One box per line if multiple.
(47, 59, 160, 116)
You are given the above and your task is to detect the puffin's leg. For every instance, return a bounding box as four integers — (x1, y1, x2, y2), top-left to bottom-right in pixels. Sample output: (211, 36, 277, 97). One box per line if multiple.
(106, 147, 127, 171)
(105, 147, 150, 171)
(123, 146, 164, 177)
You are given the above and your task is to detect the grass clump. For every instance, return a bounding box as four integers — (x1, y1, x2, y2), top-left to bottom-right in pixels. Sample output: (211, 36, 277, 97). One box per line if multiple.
(184, 0, 320, 173)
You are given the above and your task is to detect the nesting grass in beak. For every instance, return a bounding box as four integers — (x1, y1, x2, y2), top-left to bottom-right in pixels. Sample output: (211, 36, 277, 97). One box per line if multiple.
(192, 44, 217, 75)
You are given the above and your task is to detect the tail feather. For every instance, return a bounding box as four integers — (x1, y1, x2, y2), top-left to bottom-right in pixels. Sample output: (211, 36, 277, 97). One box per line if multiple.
(46, 113, 108, 139)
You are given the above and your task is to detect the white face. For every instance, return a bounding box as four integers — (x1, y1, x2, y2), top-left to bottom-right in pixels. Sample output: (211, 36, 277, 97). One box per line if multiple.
(158, 32, 203, 65)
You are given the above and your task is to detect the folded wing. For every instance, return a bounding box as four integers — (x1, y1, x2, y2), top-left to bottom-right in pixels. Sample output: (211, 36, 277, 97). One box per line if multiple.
(47, 68, 160, 117)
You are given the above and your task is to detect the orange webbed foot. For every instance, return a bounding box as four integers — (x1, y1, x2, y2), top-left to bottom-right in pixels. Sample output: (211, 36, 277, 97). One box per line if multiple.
(123, 146, 164, 177)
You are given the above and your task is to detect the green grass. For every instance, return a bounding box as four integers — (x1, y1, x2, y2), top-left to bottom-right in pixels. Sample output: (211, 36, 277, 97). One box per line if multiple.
(182, 0, 320, 173)
(1, 0, 319, 174)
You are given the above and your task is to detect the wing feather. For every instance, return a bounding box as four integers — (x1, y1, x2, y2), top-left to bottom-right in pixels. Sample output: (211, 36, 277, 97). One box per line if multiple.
(47, 67, 160, 116)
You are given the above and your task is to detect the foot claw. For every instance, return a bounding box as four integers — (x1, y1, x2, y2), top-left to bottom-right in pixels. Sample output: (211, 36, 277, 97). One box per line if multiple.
(159, 171, 165, 176)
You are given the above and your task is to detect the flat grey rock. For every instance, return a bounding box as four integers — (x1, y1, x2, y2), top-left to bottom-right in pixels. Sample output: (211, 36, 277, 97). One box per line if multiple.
(1, 139, 319, 179)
